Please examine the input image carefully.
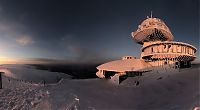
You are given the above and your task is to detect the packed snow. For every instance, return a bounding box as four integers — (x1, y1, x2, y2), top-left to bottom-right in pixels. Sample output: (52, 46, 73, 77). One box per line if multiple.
(0, 64, 199, 110)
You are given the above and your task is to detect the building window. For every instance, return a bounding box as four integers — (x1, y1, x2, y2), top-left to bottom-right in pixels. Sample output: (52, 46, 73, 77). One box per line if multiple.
(184, 62, 187, 65)
(177, 45, 181, 53)
(185, 47, 187, 53)
(151, 47, 153, 53)
(164, 45, 166, 49)
(142, 49, 144, 52)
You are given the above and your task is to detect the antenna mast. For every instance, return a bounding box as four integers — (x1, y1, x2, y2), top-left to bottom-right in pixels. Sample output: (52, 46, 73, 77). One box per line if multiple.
(151, 11, 153, 18)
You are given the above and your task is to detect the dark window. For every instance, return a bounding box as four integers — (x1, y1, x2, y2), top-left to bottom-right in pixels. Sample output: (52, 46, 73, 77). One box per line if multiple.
(142, 49, 144, 52)
(164, 45, 166, 49)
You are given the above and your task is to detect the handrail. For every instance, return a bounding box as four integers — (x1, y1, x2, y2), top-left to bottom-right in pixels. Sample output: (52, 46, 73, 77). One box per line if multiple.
(2, 75, 64, 86)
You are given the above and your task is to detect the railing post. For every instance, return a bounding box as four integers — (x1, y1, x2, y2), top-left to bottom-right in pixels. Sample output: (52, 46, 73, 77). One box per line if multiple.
(0, 72, 3, 89)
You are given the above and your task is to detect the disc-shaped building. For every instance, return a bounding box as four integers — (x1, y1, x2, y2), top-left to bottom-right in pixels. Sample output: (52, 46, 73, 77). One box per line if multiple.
(96, 16, 197, 84)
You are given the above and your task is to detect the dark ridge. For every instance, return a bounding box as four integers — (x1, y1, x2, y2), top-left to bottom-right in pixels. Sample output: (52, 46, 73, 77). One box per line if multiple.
(29, 64, 100, 79)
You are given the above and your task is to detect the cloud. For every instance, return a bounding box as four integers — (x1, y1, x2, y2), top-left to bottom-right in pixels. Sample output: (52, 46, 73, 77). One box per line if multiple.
(60, 35, 110, 63)
(16, 35, 34, 46)
(0, 5, 32, 46)
(22, 58, 83, 64)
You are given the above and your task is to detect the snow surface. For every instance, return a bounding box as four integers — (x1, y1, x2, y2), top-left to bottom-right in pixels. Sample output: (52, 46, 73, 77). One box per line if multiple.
(0, 76, 48, 110)
(0, 64, 71, 84)
(0, 64, 199, 110)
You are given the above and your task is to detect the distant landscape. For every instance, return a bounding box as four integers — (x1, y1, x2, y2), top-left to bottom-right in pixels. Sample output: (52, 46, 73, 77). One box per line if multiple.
(29, 64, 99, 79)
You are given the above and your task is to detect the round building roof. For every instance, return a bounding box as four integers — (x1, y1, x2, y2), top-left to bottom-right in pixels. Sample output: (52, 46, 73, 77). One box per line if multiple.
(97, 59, 152, 72)
(131, 17, 174, 44)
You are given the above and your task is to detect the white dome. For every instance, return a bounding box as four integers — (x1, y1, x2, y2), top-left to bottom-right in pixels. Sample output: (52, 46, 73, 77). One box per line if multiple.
(132, 17, 174, 44)
(97, 59, 152, 72)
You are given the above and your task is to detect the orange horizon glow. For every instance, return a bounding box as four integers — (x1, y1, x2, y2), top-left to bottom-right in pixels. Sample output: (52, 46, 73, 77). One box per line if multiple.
(0, 57, 46, 64)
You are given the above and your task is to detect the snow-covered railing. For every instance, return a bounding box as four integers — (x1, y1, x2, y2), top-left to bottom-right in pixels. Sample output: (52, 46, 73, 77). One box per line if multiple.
(46, 78, 64, 86)
(2, 75, 65, 87)
(2, 75, 42, 86)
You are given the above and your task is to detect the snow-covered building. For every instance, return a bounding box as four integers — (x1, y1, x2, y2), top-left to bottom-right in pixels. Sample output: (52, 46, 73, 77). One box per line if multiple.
(133, 17, 197, 67)
(96, 16, 197, 84)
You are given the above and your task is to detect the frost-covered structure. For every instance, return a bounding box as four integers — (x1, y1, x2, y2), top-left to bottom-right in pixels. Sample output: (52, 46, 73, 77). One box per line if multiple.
(132, 17, 197, 67)
(96, 16, 197, 84)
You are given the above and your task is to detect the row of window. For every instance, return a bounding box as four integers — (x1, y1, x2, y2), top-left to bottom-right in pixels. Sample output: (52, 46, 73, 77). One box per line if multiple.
(123, 57, 132, 60)
(143, 44, 195, 55)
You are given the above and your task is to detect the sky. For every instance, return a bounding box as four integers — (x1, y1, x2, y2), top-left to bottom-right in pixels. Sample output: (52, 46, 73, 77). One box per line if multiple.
(0, 0, 198, 64)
